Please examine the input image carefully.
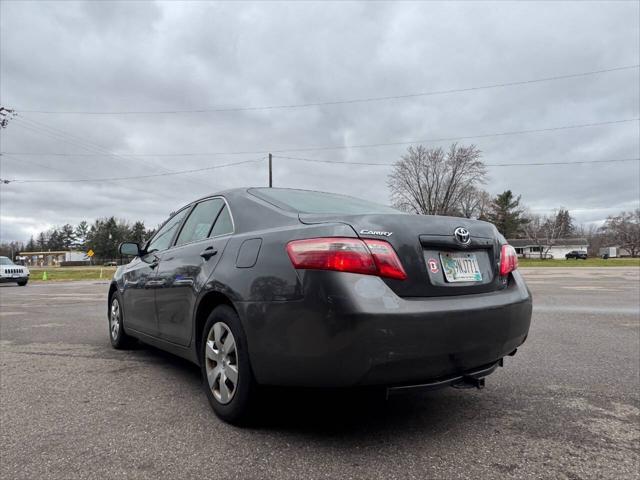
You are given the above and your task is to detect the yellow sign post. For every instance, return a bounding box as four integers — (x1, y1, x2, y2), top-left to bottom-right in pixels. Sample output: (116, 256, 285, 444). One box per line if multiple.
(87, 249, 94, 257)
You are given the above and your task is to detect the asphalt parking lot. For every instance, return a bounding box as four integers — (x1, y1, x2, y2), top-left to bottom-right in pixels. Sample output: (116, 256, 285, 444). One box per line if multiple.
(1, 268, 638, 480)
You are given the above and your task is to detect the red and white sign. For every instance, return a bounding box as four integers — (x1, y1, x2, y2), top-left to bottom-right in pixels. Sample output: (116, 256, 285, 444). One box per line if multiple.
(428, 258, 439, 274)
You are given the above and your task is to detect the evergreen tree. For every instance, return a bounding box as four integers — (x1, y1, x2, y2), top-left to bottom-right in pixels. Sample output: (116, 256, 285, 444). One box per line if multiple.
(131, 221, 147, 244)
(74, 221, 89, 249)
(37, 232, 47, 250)
(60, 224, 76, 249)
(486, 190, 528, 238)
(85, 217, 132, 260)
(47, 229, 64, 250)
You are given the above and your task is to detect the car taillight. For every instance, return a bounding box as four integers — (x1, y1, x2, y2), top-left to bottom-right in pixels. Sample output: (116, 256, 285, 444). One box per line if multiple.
(500, 244, 518, 276)
(286, 237, 407, 280)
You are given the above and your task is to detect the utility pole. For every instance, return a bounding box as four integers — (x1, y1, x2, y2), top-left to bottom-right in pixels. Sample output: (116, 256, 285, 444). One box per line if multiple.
(268, 153, 272, 187)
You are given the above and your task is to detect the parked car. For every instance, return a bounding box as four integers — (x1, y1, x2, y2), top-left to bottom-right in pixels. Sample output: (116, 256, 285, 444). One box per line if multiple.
(108, 188, 532, 424)
(103, 261, 118, 267)
(565, 250, 588, 260)
(0, 256, 30, 286)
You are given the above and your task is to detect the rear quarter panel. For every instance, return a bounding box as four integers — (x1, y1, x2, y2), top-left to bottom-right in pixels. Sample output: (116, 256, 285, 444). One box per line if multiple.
(189, 189, 361, 365)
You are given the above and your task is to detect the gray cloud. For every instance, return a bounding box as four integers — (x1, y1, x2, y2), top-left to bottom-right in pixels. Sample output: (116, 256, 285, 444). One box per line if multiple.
(1, 0, 638, 242)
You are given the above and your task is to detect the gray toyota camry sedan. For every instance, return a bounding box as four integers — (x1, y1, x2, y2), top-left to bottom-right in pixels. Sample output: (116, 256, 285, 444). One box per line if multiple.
(108, 187, 532, 424)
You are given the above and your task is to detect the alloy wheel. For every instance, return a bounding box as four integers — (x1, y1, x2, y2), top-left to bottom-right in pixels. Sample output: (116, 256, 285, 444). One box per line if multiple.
(205, 322, 238, 404)
(110, 298, 121, 340)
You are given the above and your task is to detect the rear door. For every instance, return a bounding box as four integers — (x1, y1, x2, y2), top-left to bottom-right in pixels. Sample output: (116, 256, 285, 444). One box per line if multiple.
(154, 198, 234, 346)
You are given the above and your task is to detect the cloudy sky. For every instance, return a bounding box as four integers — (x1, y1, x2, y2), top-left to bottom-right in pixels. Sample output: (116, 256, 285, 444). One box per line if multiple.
(1, 0, 638, 242)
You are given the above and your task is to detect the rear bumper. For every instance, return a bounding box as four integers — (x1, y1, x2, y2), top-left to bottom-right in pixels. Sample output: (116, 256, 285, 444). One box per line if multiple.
(239, 270, 532, 387)
(386, 359, 502, 396)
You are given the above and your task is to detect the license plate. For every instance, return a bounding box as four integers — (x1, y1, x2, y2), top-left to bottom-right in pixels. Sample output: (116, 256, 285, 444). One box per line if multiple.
(440, 252, 482, 282)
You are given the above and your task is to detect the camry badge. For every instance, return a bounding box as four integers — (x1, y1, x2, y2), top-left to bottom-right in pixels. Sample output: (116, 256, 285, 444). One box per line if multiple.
(454, 227, 471, 245)
(360, 230, 393, 237)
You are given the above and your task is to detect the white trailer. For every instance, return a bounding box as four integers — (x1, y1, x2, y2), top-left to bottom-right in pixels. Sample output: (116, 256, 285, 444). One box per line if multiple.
(599, 247, 618, 258)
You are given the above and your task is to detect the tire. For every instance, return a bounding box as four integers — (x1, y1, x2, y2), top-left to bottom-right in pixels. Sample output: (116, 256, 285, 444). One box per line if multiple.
(17, 280, 28, 286)
(108, 292, 136, 349)
(200, 305, 256, 425)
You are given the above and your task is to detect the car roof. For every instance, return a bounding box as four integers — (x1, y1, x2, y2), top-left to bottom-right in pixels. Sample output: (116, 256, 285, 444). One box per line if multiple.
(189, 187, 347, 204)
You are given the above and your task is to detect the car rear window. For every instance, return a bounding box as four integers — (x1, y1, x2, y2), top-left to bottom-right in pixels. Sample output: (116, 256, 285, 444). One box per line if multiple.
(249, 188, 399, 215)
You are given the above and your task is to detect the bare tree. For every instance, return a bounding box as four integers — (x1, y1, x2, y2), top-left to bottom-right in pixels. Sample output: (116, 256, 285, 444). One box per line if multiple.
(388, 144, 486, 216)
(523, 211, 566, 259)
(522, 214, 545, 259)
(577, 223, 606, 256)
(458, 187, 492, 219)
(601, 209, 640, 257)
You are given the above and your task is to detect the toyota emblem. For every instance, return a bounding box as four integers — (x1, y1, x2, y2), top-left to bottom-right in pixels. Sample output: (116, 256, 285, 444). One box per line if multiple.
(454, 227, 471, 245)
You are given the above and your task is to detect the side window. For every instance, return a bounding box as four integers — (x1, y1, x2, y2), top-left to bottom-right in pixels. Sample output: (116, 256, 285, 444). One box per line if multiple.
(210, 205, 234, 237)
(147, 207, 190, 253)
(175, 198, 224, 247)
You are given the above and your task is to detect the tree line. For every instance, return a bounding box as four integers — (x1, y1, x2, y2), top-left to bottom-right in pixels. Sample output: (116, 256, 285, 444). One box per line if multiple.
(0, 218, 155, 262)
(388, 144, 639, 257)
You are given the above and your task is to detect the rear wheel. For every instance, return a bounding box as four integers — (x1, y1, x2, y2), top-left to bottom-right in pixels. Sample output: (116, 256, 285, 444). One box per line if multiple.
(201, 305, 256, 425)
(109, 294, 135, 349)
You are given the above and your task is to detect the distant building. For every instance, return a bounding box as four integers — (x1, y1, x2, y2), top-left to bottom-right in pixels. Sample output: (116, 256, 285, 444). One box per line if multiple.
(18, 250, 89, 267)
(506, 238, 589, 259)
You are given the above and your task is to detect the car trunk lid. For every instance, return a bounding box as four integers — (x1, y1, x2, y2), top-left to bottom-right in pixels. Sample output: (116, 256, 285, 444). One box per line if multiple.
(299, 213, 505, 297)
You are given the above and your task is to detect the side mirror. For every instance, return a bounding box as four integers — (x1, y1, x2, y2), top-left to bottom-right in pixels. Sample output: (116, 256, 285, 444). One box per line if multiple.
(119, 242, 141, 257)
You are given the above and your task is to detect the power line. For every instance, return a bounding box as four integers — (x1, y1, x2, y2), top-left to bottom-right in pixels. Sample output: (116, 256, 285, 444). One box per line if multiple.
(13, 65, 639, 115)
(12, 116, 182, 172)
(272, 155, 640, 167)
(1, 153, 63, 173)
(489, 158, 640, 167)
(8, 116, 218, 191)
(3, 117, 637, 158)
(4, 157, 265, 184)
(3, 155, 636, 186)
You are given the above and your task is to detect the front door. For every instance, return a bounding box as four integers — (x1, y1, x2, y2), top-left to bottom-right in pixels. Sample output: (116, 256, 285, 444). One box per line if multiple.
(121, 254, 160, 335)
(122, 206, 192, 335)
(155, 198, 233, 346)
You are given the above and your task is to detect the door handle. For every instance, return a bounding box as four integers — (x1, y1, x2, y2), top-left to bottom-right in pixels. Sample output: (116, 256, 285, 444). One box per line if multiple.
(200, 246, 218, 260)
